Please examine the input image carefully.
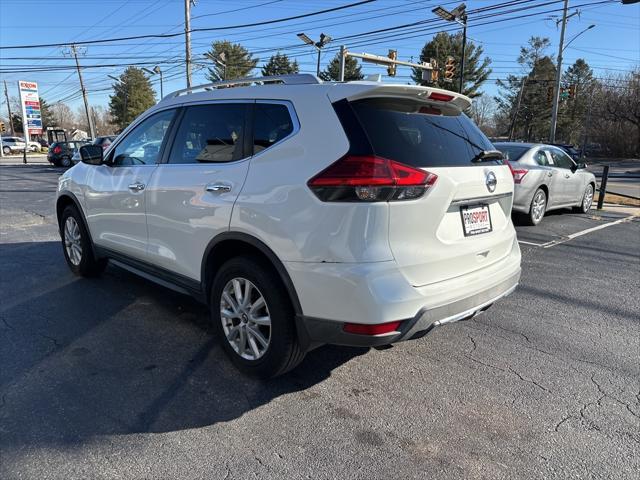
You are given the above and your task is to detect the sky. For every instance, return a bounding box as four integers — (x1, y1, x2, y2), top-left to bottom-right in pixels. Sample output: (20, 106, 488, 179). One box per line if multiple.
(0, 0, 638, 118)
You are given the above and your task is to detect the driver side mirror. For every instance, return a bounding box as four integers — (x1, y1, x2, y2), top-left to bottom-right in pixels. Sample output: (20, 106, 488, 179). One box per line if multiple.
(79, 144, 104, 165)
(577, 162, 587, 170)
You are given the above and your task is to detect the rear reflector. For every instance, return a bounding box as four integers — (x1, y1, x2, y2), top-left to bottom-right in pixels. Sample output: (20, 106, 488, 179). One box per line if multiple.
(506, 160, 528, 184)
(308, 155, 437, 202)
(428, 92, 454, 102)
(343, 321, 402, 335)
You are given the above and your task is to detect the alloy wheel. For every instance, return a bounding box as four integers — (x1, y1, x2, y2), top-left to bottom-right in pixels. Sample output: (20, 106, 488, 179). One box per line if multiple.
(583, 185, 594, 211)
(64, 217, 82, 266)
(532, 190, 546, 222)
(220, 277, 271, 361)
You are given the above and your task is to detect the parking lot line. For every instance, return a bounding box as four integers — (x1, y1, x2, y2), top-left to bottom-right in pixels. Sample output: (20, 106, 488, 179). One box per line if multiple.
(542, 215, 637, 249)
(517, 240, 546, 247)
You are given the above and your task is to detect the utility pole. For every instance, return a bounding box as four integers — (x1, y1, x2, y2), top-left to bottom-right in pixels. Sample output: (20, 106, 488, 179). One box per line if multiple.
(549, 0, 569, 143)
(4, 80, 15, 135)
(68, 45, 96, 139)
(508, 77, 526, 142)
(185, 0, 195, 88)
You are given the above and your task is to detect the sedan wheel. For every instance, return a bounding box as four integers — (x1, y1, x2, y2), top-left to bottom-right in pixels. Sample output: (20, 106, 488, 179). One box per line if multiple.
(528, 188, 547, 226)
(220, 277, 271, 361)
(2, 146, 10, 155)
(60, 156, 71, 167)
(579, 184, 594, 214)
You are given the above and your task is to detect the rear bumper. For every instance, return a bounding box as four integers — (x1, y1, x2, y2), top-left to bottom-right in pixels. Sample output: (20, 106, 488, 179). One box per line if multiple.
(288, 238, 521, 348)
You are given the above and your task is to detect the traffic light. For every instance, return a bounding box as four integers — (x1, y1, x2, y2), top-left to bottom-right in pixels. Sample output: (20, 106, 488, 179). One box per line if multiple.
(568, 84, 577, 99)
(430, 58, 439, 83)
(559, 86, 570, 100)
(444, 56, 455, 82)
(0, 121, 5, 133)
(546, 86, 554, 105)
(387, 49, 397, 76)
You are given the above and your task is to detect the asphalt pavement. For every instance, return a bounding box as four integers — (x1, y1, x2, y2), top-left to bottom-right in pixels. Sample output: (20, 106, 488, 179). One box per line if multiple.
(1, 165, 639, 480)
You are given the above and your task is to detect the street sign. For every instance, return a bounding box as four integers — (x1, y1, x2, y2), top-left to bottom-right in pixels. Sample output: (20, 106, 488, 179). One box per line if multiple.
(18, 80, 43, 139)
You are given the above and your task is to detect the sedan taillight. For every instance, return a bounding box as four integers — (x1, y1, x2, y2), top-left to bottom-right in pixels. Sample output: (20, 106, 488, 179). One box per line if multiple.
(506, 160, 528, 184)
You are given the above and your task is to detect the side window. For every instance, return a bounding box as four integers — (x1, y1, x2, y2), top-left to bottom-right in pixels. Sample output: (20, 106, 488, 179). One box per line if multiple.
(112, 109, 175, 166)
(550, 149, 574, 169)
(534, 150, 549, 166)
(253, 103, 294, 154)
(168, 103, 248, 164)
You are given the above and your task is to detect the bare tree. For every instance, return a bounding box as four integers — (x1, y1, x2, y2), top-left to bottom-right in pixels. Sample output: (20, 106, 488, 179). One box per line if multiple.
(470, 95, 495, 134)
(51, 102, 77, 130)
(92, 106, 116, 136)
(588, 70, 639, 157)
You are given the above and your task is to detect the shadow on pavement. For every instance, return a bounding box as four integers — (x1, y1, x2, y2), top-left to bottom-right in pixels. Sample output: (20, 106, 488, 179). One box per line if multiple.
(0, 241, 366, 448)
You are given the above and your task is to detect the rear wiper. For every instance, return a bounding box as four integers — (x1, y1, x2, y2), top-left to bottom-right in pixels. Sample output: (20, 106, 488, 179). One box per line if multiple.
(471, 150, 504, 163)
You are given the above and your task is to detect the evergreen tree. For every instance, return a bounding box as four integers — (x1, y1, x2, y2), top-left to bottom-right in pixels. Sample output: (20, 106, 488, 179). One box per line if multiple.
(109, 67, 156, 131)
(39, 98, 55, 130)
(557, 59, 596, 143)
(262, 52, 299, 76)
(205, 40, 258, 81)
(319, 53, 364, 81)
(411, 32, 491, 98)
(495, 37, 556, 141)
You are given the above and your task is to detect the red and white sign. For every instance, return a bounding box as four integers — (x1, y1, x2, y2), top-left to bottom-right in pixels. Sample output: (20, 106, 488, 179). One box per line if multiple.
(18, 80, 42, 137)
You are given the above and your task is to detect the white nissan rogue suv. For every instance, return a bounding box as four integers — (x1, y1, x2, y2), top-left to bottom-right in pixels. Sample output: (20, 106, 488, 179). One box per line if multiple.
(56, 74, 521, 377)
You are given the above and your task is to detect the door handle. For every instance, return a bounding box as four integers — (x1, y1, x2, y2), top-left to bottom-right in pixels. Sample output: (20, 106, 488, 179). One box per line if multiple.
(547, 172, 553, 177)
(205, 184, 232, 193)
(128, 182, 145, 191)
(564, 174, 570, 179)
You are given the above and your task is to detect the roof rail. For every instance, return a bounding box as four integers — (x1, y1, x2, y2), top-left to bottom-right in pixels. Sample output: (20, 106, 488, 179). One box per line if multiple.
(162, 74, 321, 101)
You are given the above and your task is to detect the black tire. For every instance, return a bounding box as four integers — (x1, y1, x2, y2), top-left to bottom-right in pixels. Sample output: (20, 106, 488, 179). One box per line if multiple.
(525, 188, 547, 226)
(60, 156, 71, 168)
(574, 184, 594, 214)
(2, 146, 10, 155)
(60, 205, 107, 277)
(210, 255, 305, 378)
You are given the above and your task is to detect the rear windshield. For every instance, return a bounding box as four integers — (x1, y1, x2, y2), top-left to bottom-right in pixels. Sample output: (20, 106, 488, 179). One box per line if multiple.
(350, 98, 499, 167)
(494, 144, 530, 162)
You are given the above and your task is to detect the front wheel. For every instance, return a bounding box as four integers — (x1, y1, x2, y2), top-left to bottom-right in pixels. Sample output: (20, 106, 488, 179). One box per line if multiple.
(60, 205, 107, 277)
(60, 156, 71, 168)
(2, 146, 10, 155)
(574, 184, 594, 214)
(210, 256, 304, 378)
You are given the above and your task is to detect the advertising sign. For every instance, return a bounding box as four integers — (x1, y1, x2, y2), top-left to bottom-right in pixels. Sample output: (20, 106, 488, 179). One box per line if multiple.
(18, 80, 42, 138)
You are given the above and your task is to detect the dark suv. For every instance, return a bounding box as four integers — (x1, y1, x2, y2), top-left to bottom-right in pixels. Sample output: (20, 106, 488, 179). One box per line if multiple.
(48, 141, 88, 167)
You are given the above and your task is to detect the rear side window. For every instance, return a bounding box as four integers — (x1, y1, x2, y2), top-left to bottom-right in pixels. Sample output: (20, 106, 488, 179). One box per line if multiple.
(496, 144, 530, 162)
(169, 103, 248, 164)
(534, 150, 549, 166)
(349, 98, 497, 167)
(253, 103, 294, 154)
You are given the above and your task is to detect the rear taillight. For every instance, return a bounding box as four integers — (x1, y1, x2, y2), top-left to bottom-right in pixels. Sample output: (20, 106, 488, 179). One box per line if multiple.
(506, 160, 528, 184)
(343, 321, 402, 335)
(307, 155, 437, 202)
(53, 146, 62, 154)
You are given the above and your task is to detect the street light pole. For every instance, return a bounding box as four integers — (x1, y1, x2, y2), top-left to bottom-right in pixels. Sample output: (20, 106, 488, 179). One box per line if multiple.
(432, 4, 468, 94)
(459, 14, 467, 94)
(143, 66, 164, 99)
(297, 33, 332, 76)
(549, 0, 569, 144)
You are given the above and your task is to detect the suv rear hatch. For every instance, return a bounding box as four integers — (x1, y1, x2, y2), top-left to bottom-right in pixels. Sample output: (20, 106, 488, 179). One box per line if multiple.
(337, 88, 515, 287)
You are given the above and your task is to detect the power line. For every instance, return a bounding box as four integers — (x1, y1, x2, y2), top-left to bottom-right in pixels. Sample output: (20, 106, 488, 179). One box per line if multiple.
(0, 0, 377, 50)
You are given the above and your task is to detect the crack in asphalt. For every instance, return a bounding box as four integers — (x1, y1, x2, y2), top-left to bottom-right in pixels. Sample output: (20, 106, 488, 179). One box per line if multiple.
(463, 354, 551, 393)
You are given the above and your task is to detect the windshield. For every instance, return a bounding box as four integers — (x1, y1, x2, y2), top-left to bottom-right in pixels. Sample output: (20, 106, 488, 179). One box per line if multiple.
(350, 97, 499, 167)
(494, 144, 530, 162)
